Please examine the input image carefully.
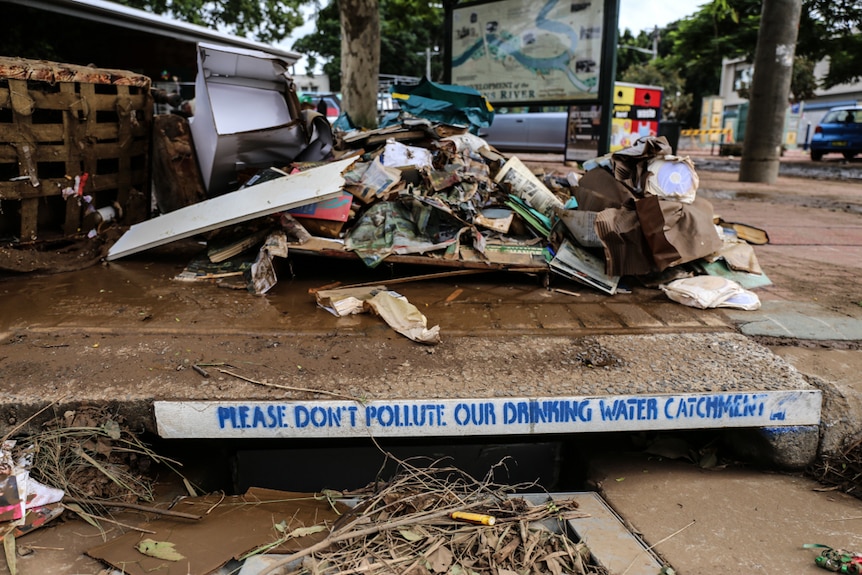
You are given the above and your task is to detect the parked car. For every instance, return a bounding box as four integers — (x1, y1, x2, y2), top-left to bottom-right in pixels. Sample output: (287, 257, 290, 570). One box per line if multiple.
(299, 92, 342, 123)
(478, 111, 568, 153)
(810, 106, 862, 161)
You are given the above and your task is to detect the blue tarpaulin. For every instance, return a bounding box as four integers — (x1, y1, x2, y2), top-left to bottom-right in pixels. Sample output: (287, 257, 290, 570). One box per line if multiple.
(391, 78, 494, 134)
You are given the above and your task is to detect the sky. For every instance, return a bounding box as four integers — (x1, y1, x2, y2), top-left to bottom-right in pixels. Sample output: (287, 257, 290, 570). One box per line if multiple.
(617, 0, 702, 34)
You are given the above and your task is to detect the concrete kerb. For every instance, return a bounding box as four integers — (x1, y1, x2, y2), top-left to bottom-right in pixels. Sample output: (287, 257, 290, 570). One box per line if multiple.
(722, 301, 862, 459)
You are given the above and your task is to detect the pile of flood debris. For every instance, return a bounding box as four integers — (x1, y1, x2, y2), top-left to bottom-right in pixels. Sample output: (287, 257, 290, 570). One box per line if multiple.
(810, 435, 862, 501)
(1, 51, 771, 325)
(100, 90, 774, 343)
(113, 103, 771, 317)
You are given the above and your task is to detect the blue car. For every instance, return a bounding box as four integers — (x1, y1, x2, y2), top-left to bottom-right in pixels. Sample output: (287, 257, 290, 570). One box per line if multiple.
(810, 106, 862, 161)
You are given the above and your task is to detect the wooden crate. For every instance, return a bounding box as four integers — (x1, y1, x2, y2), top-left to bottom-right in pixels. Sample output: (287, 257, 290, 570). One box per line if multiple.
(0, 57, 153, 242)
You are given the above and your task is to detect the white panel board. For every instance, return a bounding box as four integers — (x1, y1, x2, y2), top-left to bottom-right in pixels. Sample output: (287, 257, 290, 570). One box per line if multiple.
(106, 157, 354, 261)
(155, 390, 822, 439)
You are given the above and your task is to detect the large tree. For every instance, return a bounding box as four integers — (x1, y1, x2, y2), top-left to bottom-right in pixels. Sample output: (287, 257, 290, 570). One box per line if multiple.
(340, 0, 380, 128)
(738, 0, 803, 184)
(803, 0, 862, 88)
(293, 0, 445, 92)
(616, 27, 660, 79)
(660, 0, 762, 127)
(659, 0, 861, 127)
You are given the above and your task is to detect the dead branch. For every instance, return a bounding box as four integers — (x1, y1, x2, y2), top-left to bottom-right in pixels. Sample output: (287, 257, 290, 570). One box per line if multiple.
(217, 368, 364, 402)
(63, 497, 201, 520)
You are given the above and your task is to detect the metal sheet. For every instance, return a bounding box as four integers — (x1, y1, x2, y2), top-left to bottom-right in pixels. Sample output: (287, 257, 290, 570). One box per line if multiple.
(106, 157, 354, 261)
(556, 492, 665, 575)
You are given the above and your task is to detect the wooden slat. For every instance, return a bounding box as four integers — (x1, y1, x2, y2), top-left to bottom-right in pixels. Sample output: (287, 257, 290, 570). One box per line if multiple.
(20, 198, 38, 241)
(1, 57, 152, 240)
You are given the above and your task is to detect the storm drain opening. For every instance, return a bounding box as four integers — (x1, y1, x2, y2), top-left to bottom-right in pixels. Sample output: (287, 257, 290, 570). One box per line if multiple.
(135, 434, 665, 575)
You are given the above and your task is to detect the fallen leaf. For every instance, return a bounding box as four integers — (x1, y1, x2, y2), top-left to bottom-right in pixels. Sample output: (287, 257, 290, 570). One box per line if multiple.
(136, 539, 185, 561)
(545, 555, 564, 575)
(182, 477, 198, 497)
(426, 544, 454, 573)
(399, 529, 424, 542)
(288, 525, 326, 538)
(102, 419, 122, 440)
(698, 448, 718, 469)
(645, 436, 693, 461)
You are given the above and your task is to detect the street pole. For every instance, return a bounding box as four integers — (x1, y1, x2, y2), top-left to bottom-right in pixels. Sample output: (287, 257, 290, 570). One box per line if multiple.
(738, 0, 802, 184)
(651, 26, 658, 61)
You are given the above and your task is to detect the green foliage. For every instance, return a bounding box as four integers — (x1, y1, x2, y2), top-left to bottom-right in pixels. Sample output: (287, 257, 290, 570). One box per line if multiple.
(811, 28, 862, 89)
(115, 0, 305, 44)
(790, 56, 818, 102)
(657, 0, 862, 126)
(293, 0, 444, 91)
(380, 0, 444, 79)
(616, 28, 656, 78)
(661, 0, 761, 126)
(292, 0, 342, 82)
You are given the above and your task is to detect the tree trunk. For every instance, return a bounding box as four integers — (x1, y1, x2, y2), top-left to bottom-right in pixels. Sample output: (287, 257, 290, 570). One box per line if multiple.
(738, 0, 802, 183)
(339, 0, 380, 129)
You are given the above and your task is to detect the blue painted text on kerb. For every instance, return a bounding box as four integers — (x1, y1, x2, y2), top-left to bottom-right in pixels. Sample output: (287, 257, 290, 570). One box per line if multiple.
(503, 400, 593, 424)
(365, 404, 446, 427)
(295, 405, 358, 428)
(598, 398, 659, 421)
(217, 405, 288, 429)
(213, 393, 778, 432)
(661, 394, 766, 420)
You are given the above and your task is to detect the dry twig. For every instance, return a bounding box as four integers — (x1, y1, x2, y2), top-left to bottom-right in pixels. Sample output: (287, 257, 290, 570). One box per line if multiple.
(259, 454, 603, 575)
(217, 368, 364, 402)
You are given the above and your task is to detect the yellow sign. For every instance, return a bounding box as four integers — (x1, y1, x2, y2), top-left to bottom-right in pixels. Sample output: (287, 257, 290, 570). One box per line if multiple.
(680, 128, 732, 136)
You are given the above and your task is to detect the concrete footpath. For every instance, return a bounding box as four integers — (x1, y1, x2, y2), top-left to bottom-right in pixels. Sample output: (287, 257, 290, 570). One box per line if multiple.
(590, 454, 862, 575)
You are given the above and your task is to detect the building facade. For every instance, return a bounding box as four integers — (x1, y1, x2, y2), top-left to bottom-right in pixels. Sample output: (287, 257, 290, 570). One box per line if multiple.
(718, 56, 862, 150)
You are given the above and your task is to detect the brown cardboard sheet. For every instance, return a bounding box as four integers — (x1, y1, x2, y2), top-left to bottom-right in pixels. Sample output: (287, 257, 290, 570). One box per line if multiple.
(594, 207, 655, 277)
(636, 196, 723, 272)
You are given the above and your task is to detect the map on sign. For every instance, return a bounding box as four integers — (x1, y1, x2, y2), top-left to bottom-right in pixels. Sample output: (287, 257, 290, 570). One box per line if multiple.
(451, 0, 604, 105)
